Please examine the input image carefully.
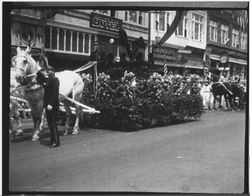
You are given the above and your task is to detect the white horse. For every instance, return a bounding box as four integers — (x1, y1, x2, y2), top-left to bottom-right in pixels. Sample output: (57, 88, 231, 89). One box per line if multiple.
(12, 46, 84, 141)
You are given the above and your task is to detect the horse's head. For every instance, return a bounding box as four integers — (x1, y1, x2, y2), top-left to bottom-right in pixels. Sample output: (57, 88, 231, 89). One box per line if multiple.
(12, 46, 39, 84)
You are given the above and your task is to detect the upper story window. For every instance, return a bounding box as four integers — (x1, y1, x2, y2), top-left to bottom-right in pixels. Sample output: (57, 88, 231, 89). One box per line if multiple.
(159, 12, 165, 31)
(220, 24, 229, 45)
(45, 26, 96, 55)
(155, 11, 170, 32)
(93, 10, 109, 15)
(138, 11, 146, 26)
(209, 20, 218, 42)
(192, 13, 204, 41)
(232, 28, 239, 48)
(240, 32, 247, 50)
(125, 11, 146, 26)
(176, 12, 188, 38)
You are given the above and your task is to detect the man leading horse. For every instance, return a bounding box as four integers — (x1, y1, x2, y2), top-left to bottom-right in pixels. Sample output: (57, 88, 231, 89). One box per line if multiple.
(12, 46, 85, 141)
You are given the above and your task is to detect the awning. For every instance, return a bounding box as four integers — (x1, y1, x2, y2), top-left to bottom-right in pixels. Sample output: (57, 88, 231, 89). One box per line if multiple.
(184, 65, 203, 69)
(209, 54, 247, 65)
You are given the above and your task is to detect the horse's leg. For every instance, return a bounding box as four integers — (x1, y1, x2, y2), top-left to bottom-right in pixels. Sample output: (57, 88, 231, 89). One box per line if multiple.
(63, 100, 72, 136)
(15, 117, 23, 136)
(31, 112, 41, 142)
(212, 94, 216, 110)
(72, 94, 82, 135)
(218, 95, 222, 110)
(72, 105, 81, 135)
(31, 101, 43, 142)
(72, 85, 84, 135)
(39, 109, 45, 132)
(12, 104, 23, 136)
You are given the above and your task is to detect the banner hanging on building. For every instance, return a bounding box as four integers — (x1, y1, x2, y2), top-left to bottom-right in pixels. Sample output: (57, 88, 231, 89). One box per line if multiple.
(90, 12, 122, 33)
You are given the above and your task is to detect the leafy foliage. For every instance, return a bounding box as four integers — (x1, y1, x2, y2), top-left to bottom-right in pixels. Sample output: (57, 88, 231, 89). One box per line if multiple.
(78, 71, 203, 131)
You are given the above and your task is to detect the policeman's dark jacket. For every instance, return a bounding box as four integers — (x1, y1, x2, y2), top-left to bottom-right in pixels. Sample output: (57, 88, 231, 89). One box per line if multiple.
(44, 75, 60, 111)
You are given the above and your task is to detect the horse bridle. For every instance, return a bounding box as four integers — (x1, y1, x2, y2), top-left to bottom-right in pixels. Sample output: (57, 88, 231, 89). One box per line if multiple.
(12, 53, 37, 84)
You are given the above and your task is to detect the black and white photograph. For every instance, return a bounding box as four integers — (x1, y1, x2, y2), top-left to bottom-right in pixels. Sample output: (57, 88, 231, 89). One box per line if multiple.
(2, 1, 249, 195)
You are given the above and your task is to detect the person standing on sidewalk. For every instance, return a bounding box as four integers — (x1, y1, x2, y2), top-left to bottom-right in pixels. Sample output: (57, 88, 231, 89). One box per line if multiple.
(43, 66, 60, 148)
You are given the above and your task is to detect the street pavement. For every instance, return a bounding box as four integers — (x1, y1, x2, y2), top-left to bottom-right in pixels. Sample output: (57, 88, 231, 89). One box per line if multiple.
(8, 110, 246, 193)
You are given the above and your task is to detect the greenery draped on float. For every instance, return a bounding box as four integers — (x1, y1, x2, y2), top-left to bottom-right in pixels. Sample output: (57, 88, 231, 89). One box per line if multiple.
(76, 71, 203, 131)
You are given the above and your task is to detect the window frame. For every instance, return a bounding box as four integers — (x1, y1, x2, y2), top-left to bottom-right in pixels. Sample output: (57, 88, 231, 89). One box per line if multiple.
(240, 32, 247, 50)
(220, 24, 229, 45)
(176, 12, 188, 38)
(154, 11, 171, 32)
(232, 28, 239, 48)
(209, 20, 218, 42)
(124, 11, 147, 27)
(191, 13, 204, 41)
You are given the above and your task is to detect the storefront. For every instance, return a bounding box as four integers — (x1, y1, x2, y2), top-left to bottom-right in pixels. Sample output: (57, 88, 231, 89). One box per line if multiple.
(152, 45, 204, 76)
(209, 50, 247, 80)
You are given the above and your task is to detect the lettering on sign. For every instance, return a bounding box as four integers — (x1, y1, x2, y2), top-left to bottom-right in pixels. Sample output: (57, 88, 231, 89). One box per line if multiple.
(90, 12, 122, 33)
(153, 48, 177, 61)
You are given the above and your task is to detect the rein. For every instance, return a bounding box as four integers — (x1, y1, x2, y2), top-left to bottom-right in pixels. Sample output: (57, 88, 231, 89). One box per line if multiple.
(213, 82, 233, 95)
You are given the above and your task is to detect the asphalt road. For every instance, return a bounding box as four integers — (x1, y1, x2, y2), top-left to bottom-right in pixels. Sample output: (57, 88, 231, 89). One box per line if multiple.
(8, 110, 246, 193)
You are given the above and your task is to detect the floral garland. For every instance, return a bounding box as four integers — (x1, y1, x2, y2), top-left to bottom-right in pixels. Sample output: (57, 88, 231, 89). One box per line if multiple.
(121, 71, 136, 99)
(96, 72, 111, 101)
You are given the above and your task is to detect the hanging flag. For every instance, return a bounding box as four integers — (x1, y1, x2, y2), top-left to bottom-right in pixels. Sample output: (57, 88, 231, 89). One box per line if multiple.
(157, 10, 184, 46)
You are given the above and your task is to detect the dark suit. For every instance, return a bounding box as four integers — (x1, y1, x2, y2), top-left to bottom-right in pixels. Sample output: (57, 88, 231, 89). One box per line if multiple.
(44, 75, 60, 146)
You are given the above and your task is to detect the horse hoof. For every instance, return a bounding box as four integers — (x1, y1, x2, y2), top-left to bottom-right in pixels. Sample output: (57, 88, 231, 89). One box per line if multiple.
(64, 131, 69, 136)
(32, 135, 40, 142)
(72, 129, 79, 135)
(15, 129, 23, 136)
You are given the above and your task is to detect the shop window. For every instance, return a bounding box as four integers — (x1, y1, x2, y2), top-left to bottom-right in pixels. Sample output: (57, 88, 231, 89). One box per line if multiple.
(209, 20, 218, 42)
(192, 13, 204, 41)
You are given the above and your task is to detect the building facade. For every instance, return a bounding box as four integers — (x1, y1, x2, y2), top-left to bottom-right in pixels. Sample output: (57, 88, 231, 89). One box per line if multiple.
(10, 9, 248, 78)
(206, 10, 248, 80)
(150, 10, 207, 75)
(11, 9, 149, 71)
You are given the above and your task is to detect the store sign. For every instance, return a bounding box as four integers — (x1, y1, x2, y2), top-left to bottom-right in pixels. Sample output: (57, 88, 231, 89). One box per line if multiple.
(220, 53, 229, 64)
(153, 48, 177, 61)
(90, 12, 122, 33)
(178, 49, 192, 54)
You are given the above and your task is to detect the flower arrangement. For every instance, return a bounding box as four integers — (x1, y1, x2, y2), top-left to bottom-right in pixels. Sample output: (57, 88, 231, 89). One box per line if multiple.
(78, 71, 203, 131)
